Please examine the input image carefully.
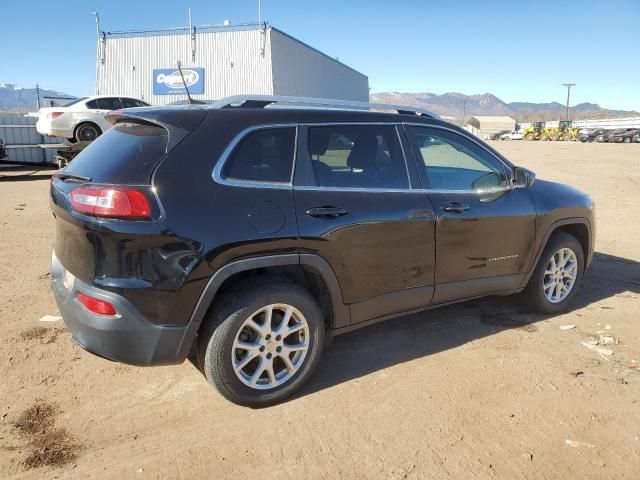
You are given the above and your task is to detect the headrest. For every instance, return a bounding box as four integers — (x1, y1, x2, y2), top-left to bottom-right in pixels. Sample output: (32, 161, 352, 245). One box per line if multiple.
(347, 132, 379, 170)
(309, 130, 330, 156)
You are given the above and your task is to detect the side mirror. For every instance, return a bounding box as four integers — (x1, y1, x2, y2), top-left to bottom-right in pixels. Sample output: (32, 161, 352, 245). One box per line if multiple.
(513, 167, 536, 188)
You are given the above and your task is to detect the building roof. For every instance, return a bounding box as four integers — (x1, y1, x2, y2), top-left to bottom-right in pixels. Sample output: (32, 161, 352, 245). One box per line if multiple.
(100, 23, 367, 79)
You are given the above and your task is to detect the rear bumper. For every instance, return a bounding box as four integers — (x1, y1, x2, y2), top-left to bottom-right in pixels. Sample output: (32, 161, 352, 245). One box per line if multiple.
(36, 119, 72, 138)
(51, 250, 188, 366)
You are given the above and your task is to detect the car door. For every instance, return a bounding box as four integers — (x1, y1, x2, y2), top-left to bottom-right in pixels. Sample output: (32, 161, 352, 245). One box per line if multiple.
(93, 97, 123, 131)
(293, 123, 437, 328)
(404, 124, 537, 305)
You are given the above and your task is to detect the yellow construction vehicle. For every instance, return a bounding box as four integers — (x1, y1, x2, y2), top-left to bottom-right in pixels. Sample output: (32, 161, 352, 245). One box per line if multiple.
(551, 120, 580, 141)
(522, 121, 546, 141)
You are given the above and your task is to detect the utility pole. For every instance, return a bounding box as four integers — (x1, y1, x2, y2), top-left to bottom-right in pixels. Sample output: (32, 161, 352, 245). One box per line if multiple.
(562, 82, 576, 121)
(258, 0, 262, 25)
(462, 98, 466, 126)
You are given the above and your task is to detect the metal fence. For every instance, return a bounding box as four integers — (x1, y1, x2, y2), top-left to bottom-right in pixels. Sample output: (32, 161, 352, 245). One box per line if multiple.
(0, 114, 61, 165)
(519, 116, 640, 131)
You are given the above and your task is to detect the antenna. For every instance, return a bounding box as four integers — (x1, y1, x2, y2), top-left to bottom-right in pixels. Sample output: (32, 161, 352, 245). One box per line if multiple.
(176, 60, 195, 105)
(91, 10, 100, 36)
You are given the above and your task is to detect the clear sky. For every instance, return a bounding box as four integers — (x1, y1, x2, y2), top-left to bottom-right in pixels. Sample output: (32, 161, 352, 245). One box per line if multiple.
(1, 0, 638, 110)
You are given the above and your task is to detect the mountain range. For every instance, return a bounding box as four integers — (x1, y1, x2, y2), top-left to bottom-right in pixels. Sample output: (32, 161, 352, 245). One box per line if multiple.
(1, 82, 637, 122)
(0, 83, 73, 110)
(370, 92, 638, 123)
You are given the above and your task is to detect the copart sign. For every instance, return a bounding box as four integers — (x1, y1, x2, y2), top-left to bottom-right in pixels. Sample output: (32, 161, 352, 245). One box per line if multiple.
(153, 68, 204, 95)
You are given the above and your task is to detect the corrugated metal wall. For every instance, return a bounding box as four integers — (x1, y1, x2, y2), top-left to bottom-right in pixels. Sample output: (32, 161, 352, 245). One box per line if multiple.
(270, 29, 369, 101)
(96, 27, 273, 105)
(96, 26, 369, 105)
(0, 115, 60, 164)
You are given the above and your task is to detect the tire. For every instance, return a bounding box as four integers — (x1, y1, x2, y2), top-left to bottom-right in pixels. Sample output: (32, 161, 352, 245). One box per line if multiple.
(540, 132, 549, 141)
(525, 132, 535, 141)
(74, 123, 101, 142)
(196, 279, 325, 407)
(624, 137, 631, 143)
(550, 132, 560, 141)
(522, 232, 584, 314)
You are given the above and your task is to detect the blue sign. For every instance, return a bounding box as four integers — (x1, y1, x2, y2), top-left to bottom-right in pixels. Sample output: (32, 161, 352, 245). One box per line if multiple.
(153, 68, 204, 95)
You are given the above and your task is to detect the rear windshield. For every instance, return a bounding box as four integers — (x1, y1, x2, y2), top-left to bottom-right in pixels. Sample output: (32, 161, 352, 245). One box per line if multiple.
(62, 97, 88, 107)
(63, 122, 168, 184)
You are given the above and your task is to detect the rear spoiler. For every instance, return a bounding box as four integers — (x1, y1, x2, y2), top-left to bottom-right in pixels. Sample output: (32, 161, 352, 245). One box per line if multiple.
(105, 107, 207, 150)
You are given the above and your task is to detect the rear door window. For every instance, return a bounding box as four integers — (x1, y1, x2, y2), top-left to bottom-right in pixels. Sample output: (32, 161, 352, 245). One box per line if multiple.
(121, 98, 150, 108)
(93, 97, 123, 110)
(221, 127, 296, 184)
(307, 124, 409, 189)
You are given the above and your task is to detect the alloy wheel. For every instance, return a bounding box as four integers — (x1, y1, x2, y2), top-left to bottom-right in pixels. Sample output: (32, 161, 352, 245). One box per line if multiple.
(543, 248, 578, 303)
(231, 304, 309, 390)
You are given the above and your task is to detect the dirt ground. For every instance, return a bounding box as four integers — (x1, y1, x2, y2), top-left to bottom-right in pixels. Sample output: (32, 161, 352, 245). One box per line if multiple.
(1, 141, 639, 479)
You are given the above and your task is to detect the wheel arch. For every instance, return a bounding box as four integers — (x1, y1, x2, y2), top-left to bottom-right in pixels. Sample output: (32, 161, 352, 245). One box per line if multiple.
(523, 217, 592, 287)
(175, 254, 348, 360)
(74, 121, 102, 139)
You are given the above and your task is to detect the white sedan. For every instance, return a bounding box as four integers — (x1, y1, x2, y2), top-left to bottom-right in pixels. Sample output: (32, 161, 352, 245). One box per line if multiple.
(36, 95, 150, 142)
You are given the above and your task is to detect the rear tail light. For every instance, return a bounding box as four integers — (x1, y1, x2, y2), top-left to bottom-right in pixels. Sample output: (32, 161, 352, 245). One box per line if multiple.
(49, 112, 64, 119)
(70, 186, 153, 219)
(76, 292, 117, 316)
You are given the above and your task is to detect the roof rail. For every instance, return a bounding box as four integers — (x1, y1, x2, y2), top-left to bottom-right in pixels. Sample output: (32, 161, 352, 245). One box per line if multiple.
(209, 95, 440, 119)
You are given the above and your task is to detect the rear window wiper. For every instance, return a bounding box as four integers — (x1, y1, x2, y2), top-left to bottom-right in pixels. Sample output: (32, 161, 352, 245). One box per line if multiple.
(54, 172, 92, 183)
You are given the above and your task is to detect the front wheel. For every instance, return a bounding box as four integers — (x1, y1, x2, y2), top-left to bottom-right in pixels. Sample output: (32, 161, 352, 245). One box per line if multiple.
(197, 280, 325, 407)
(522, 232, 584, 314)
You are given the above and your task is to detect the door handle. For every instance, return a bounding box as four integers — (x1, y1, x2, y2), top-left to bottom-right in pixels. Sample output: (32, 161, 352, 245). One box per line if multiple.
(305, 206, 348, 218)
(442, 202, 470, 213)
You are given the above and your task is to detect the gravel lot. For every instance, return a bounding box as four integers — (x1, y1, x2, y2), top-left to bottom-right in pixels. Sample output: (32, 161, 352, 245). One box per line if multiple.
(1, 141, 639, 479)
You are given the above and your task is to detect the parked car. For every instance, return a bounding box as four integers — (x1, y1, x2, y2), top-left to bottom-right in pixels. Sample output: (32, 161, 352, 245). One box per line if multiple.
(611, 129, 640, 143)
(50, 95, 595, 407)
(490, 129, 511, 140)
(578, 129, 607, 143)
(503, 131, 523, 141)
(597, 128, 637, 143)
(595, 131, 613, 142)
(36, 95, 150, 142)
(633, 133, 640, 143)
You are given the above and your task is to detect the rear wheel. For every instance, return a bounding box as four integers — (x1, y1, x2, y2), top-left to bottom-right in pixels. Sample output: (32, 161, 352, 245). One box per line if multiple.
(540, 132, 549, 141)
(624, 137, 631, 143)
(196, 280, 325, 407)
(523, 232, 584, 314)
(525, 132, 535, 141)
(74, 122, 101, 142)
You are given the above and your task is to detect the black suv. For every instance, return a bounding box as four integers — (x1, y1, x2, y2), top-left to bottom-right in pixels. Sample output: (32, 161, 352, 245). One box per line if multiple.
(50, 96, 595, 407)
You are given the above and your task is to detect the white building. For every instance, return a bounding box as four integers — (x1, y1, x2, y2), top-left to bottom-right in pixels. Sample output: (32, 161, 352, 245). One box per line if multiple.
(95, 24, 369, 105)
(466, 115, 517, 139)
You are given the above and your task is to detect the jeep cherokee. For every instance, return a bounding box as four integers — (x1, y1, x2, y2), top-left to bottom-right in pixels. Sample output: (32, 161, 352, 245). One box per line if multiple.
(50, 96, 595, 407)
